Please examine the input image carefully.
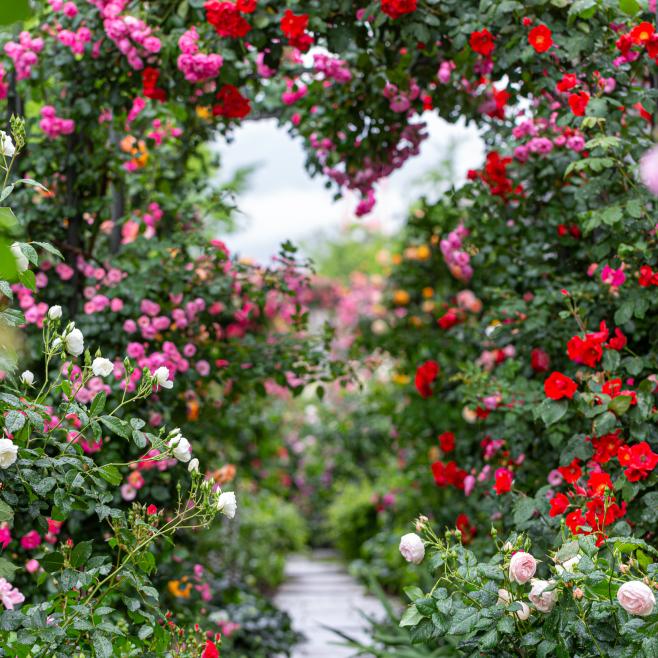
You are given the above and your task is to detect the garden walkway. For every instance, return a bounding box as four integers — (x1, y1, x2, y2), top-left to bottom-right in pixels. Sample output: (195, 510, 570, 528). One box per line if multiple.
(275, 550, 389, 658)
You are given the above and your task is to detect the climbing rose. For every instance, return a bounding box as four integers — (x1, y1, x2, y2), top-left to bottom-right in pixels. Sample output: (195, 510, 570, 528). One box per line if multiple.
(509, 551, 537, 584)
(381, 0, 417, 20)
(528, 24, 553, 53)
(415, 360, 439, 398)
(529, 579, 558, 612)
(280, 9, 308, 38)
(567, 323, 608, 367)
(470, 29, 495, 56)
(630, 22, 655, 45)
(568, 91, 590, 116)
(558, 458, 582, 484)
(549, 493, 569, 517)
(399, 533, 425, 564)
(617, 581, 656, 616)
(544, 371, 577, 400)
(213, 84, 251, 119)
(494, 467, 513, 495)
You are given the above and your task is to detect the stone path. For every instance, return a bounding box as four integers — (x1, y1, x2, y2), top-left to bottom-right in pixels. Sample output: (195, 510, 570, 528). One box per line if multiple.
(274, 550, 390, 658)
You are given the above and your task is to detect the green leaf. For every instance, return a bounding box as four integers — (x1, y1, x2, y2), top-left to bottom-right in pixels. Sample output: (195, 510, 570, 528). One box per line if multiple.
(624, 357, 644, 376)
(0, 0, 30, 24)
(556, 540, 580, 563)
(403, 586, 424, 601)
(0, 557, 17, 580)
(400, 604, 423, 627)
(90, 391, 106, 417)
(593, 411, 617, 435)
(40, 552, 64, 573)
(619, 0, 640, 15)
(99, 416, 131, 439)
(92, 632, 113, 658)
(71, 540, 93, 568)
(98, 464, 122, 486)
(608, 395, 632, 416)
(0, 500, 13, 523)
(513, 496, 536, 525)
(538, 399, 568, 426)
(31, 241, 63, 260)
(4, 410, 25, 434)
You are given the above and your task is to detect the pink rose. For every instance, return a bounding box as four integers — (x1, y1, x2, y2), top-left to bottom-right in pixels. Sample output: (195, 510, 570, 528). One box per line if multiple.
(617, 581, 655, 616)
(529, 579, 558, 613)
(509, 551, 537, 584)
(399, 533, 425, 565)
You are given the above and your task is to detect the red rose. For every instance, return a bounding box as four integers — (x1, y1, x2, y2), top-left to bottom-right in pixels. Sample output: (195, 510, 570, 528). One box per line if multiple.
(280, 9, 309, 38)
(618, 442, 658, 482)
(146, 504, 158, 515)
(415, 359, 439, 398)
(205, 0, 251, 38)
(236, 0, 256, 13)
(439, 431, 455, 453)
(630, 21, 655, 45)
(565, 509, 586, 535)
(558, 458, 581, 484)
(606, 328, 627, 351)
(639, 265, 658, 286)
(591, 431, 624, 464)
(201, 641, 220, 658)
(431, 460, 466, 490)
(493, 467, 513, 495)
(381, 0, 417, 19)
(142, 68, 166, 102)
(544, 371, 577, 400)
(528, 24, 553, 53)
(469, 29, 495, 57)
(586, 471, 613, 497)
(548, 493, 569, 517)
(568, 91, 590, 116)
(556, 73, 578, 93)
(437, 307, 461, 330)
(213, 84, 251, 119)
(456, 513, 476, 544)
(530, 347, 550, 373)
(567, 322, 608, 367)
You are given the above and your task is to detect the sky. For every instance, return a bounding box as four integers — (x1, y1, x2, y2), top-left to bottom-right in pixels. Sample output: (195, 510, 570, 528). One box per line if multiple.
(215, 113, 484, 263)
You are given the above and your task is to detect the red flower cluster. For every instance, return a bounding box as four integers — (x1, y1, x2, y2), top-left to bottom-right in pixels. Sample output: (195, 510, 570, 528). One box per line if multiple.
(280, 9, 313, 51)
(439, 431, 455, 453)
(567, 321, 624, 368)
(528, 24, 553, 53)
(415, 359, 439, 398)
(431, 460, 467, 490)
(544, 371, 577, 400)
(381, 0, 417, 20)
(468, 151, 521, 199)
(617, 21, 658, 62)
(212, 84, 251, 119)
(557, 223, 581, 239)
(618, 442, 658, 482)
(568, 91, 590, 116)
(437, 307, 462, 330)
(590, 430, 624, 464)
(205, 0, 251, 38)
(142, 67, 166, 102)
(556, 73, 578, 93)
(470, 29, 495, 57)
(639, 265, 658, 286)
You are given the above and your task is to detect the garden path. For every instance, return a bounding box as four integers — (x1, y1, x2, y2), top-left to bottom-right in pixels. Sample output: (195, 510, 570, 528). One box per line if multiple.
(274, 550, 388, 658)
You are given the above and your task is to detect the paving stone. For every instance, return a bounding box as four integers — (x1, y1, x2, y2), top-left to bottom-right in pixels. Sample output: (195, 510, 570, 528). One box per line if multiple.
(274, 551, 387, 658)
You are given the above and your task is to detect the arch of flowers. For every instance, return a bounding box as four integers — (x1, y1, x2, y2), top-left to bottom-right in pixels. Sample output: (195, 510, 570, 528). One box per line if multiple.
(1, 0, 658, 656)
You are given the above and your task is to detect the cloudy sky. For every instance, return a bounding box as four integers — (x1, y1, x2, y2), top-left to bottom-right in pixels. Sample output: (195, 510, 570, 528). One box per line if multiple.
(215, 113, 484, 263)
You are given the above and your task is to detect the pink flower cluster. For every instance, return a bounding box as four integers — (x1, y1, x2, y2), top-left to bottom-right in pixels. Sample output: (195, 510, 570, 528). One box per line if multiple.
(57, 26, 92, 55)
(146, 120, 183, 146)
(313, 53, 351, 84)
(87, 0, 161, 70)
(39, 106, 75, 140)
(383, 79, 421, 113)
(177, 26, 223, 83)
(440, 224, 473, 282)
(512, 114, 585, 162)
(126, 96, 146, 126)
(0, 65, 8, 100)
(281, 79, 308, 105)
(48, 0, 79, 16)
(12, 272, 49, 327)
(324, 122, 428, 216)
(4, 31, 44, 80)
(437, 60, 456, 84)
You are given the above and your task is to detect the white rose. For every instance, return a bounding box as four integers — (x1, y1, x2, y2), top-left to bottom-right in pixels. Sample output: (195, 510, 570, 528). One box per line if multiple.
(617, 581, 656, 617)
(152, 366, 173, 389)
(91, 357, 114, 377)
(529, 579, 558, 613)
(10, 243, 28, 273)
(516, 602, 531, 621)
(20, 370, 34, 386)
(64, 327, 84, 357)
(188, 457, 199, 473)
(217, 491, 237, 519)
(399, 533, 425, 565)
(48, 305, 62, 320)
(0, 438, 18, 469)
(0, 131, 15, 158)
(498, 589, 531, 620)
(168, 433, 191, 462)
